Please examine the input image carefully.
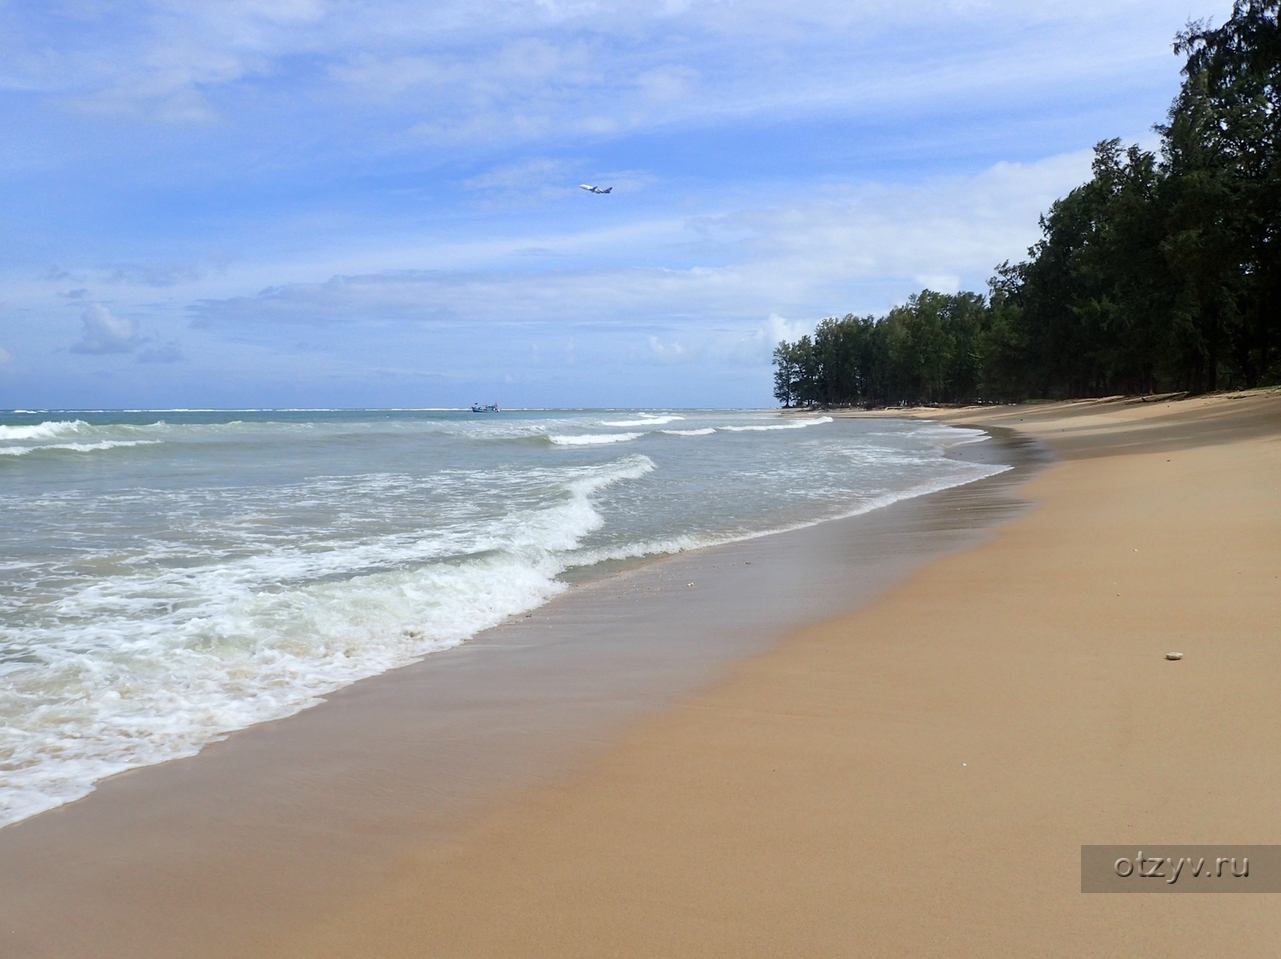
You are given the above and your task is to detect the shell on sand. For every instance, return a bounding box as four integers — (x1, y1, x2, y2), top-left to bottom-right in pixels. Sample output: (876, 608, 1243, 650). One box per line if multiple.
(1165, 652, 1183, 661)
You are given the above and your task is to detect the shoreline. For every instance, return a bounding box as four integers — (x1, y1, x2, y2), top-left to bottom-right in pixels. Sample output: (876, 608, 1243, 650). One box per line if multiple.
(5, 391, 1278, 956)
(0, 411, 995, 835)
(284, 390, 1280, 957)
(0, 422, 1042, 958)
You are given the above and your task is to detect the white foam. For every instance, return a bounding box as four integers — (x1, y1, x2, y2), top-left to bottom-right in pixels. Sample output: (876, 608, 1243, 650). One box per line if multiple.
(0, 440, 161, 457)
(0, 453, 656, 828)
(563, 461, 1011, 573)
(57, 440, 157, 454)
(719, 416, 833, 432)
(598, 415, 684, 427)
(547, 432, 643, 446)
(910, 424, 991, 447)
(661, 428, 715, 436)
(0, 420, 88, 441)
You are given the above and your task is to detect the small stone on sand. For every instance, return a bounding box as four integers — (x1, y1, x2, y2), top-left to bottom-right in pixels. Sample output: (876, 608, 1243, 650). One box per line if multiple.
(1166, 652, 1183, 661)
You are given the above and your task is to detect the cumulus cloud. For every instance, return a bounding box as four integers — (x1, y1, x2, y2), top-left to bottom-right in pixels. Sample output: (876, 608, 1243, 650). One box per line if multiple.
(644, 335, 687, 363)
(766, 313, 810, 344)
(711, 315, 812, 367)
(70, 304, 142, 354)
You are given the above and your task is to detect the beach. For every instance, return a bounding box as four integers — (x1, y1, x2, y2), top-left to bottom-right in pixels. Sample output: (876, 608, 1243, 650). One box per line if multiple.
(291, 391, 1281, 957)
(3, 392, 1280, 956)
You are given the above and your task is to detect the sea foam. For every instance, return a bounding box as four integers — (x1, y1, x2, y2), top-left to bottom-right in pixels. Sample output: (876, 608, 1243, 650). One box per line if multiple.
(598, 414, 684, 427)
(0, 451, 656, 827)
(547, 432, 643, 446)
(719, 415, 833, 431)
(0, 420, 88, 441)
(0, 439, 162, 456)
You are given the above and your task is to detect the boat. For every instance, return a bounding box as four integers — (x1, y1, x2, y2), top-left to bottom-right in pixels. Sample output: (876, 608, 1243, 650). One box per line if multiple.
(470, 402, 500, 412)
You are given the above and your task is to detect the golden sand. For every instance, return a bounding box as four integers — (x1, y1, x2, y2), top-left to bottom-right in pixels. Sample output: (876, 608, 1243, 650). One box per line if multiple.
(283, 391, 1281, 957)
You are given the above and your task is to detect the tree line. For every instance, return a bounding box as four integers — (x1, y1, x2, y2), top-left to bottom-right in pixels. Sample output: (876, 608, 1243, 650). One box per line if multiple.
(774, 1, 1281, 407)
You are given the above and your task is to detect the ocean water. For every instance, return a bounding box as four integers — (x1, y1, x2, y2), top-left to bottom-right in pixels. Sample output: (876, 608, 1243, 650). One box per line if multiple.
(0, 409, 1006, 827)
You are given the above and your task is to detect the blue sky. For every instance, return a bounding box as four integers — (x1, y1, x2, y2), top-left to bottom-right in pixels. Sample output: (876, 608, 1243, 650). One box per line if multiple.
(0, 0, 1223, 409)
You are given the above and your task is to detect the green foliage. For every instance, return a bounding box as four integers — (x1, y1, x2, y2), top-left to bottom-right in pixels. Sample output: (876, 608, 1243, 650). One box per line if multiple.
(774, 3, 1281, 405)
(773, 293, 988, 407)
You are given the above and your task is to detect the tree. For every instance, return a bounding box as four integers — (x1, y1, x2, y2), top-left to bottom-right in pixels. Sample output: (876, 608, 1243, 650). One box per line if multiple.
(770, 5, 1281, 404)
(1165, 0, 1281, 387)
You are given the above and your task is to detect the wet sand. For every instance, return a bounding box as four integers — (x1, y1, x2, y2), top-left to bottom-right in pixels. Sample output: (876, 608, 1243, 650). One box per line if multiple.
(0, 426, 1041, 958)
(274, 390, 1281, 958)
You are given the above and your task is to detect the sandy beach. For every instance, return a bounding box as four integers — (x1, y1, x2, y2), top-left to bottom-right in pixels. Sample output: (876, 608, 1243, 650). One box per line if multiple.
(284, 391, 1281, 957)
(3, 391, 1279, 957)
(0, 424, 1038, 958)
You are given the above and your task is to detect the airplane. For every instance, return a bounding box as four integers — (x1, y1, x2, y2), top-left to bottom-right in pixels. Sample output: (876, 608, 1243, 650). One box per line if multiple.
(579, 184, 612, 194)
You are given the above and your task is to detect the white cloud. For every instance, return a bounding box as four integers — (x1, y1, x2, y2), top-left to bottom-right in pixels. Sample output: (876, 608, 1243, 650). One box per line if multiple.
(765, 313, 810, 344)
(3, 0, 1192, 139)
(188, 149, 1093, 341)
(701, 150, 1094, 290)
(914, 274, 961, 294)
(635, 64, 700, 103)
(645, 335, 687, 362)
(463, 158, 578, 205)
(715, 314, 812, 367)
(0, 346, 12, 366)
(106, 262, 204, 287)
(0, 0, 1206, 409)
(70, 304, 141, 354)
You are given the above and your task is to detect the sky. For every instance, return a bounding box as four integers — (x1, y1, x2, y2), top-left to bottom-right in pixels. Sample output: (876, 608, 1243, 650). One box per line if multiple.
(0, 0, 1228, 409)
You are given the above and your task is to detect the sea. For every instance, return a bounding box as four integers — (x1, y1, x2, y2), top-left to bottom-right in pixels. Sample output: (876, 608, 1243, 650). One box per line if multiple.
(0, 408, 1008, 828)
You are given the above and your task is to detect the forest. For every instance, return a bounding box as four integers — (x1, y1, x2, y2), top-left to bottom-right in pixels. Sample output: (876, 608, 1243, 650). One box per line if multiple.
(774, 1, 1281, 407)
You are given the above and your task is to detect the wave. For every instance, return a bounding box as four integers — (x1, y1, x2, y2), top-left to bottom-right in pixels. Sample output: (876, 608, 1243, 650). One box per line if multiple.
(909, 424, 991, 447)
(598, 415, 684, 427)
(0, 420, 88, 441)
(0, 440, 162, 457)
(0, 454, 657, 828)
(547, 432, 643, 446)
(0, 414, 1006, 830)
(719, 416, 833, 432)
(569, 461, 1011, 571)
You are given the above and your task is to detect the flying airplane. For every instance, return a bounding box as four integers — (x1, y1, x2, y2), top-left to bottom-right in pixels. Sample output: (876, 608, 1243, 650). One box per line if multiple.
(579, 184, 612, 194)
